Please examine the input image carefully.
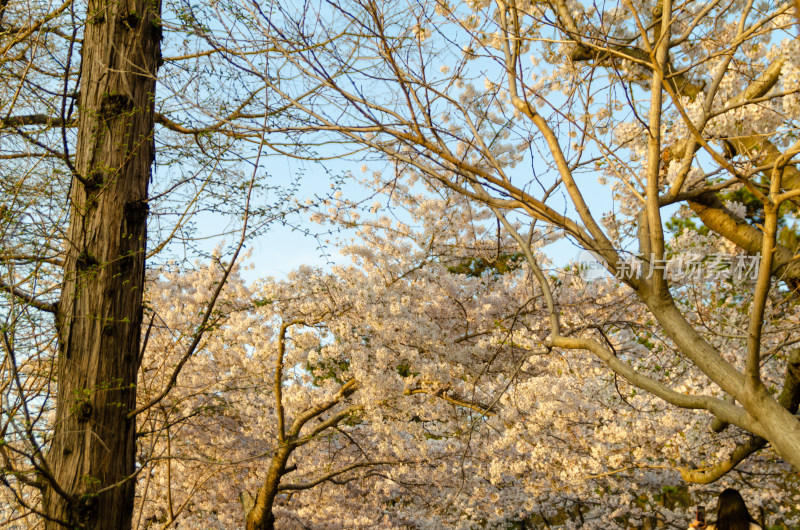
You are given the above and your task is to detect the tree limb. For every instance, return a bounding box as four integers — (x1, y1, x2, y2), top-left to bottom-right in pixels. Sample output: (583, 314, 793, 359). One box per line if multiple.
(551, 335, 753, 431)
(0, 278, 57, 313)
(679, 436, 767, 484)
(683, 350, 800, 482)
(277, 461, 393, 491)
(687, 192, 800, 281)
(404, 387, 497, 416)
(287, 379, 359, 438)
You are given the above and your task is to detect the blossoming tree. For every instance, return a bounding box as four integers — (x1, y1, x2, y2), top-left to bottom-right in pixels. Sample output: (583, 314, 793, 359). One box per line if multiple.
(198, 0, 800, 478)
(3, 0, 800, 527)
(129, 188, 798, 528)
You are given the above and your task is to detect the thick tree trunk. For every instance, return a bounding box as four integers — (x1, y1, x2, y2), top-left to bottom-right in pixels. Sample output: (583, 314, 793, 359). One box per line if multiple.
(43, 0, 161, 527)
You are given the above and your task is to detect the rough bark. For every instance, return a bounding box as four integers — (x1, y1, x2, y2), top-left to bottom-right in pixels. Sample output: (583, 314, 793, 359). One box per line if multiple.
(42, 0, 161, 527)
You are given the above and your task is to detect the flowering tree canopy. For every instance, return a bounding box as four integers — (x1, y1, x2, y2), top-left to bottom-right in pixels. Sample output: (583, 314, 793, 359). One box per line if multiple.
(187, 0, 800, 480)
(133, 190, 800, 528)
(2, 0, 800, 527)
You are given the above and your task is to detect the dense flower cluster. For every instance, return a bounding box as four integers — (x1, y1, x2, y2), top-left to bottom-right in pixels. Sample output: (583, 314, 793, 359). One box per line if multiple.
(128, 193, 798, 528)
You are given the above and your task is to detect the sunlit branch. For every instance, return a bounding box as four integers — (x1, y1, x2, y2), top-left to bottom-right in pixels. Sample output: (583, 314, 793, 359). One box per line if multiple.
(0, 278, 57, 313)
(278, 461, 396, 491)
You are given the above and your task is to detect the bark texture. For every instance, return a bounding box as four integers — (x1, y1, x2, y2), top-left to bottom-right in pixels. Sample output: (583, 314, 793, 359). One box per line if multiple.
(43, 0, 161, 527)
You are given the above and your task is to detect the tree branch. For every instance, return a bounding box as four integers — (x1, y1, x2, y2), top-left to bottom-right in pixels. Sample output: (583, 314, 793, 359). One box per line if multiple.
(684, 349, 800, 483)
(277, 461, 393, 491)
(404, 387, 497, 416)
(551, 335, 752, 431)
(287, 379, 359, 438)
(0, 278, 57, 313)
(687, 192, 800, 281)
(679, 436, 767, 484)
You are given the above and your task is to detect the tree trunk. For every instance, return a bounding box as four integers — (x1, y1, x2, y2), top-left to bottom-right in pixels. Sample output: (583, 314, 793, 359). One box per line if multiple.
(43, 0, 161, 527)
(643, 292, 800, 472)
(741, 386, 800, 471)
(245, 446, 292, 530)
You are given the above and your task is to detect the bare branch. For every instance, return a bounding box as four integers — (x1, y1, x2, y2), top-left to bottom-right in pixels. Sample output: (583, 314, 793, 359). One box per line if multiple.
(278, 461, 394, 491)
(0, 278, 57, 313)
(404, 387, 497, 416)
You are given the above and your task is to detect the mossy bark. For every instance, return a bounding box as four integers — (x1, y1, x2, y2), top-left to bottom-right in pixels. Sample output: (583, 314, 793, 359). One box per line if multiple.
(43, 0, 161, 527)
